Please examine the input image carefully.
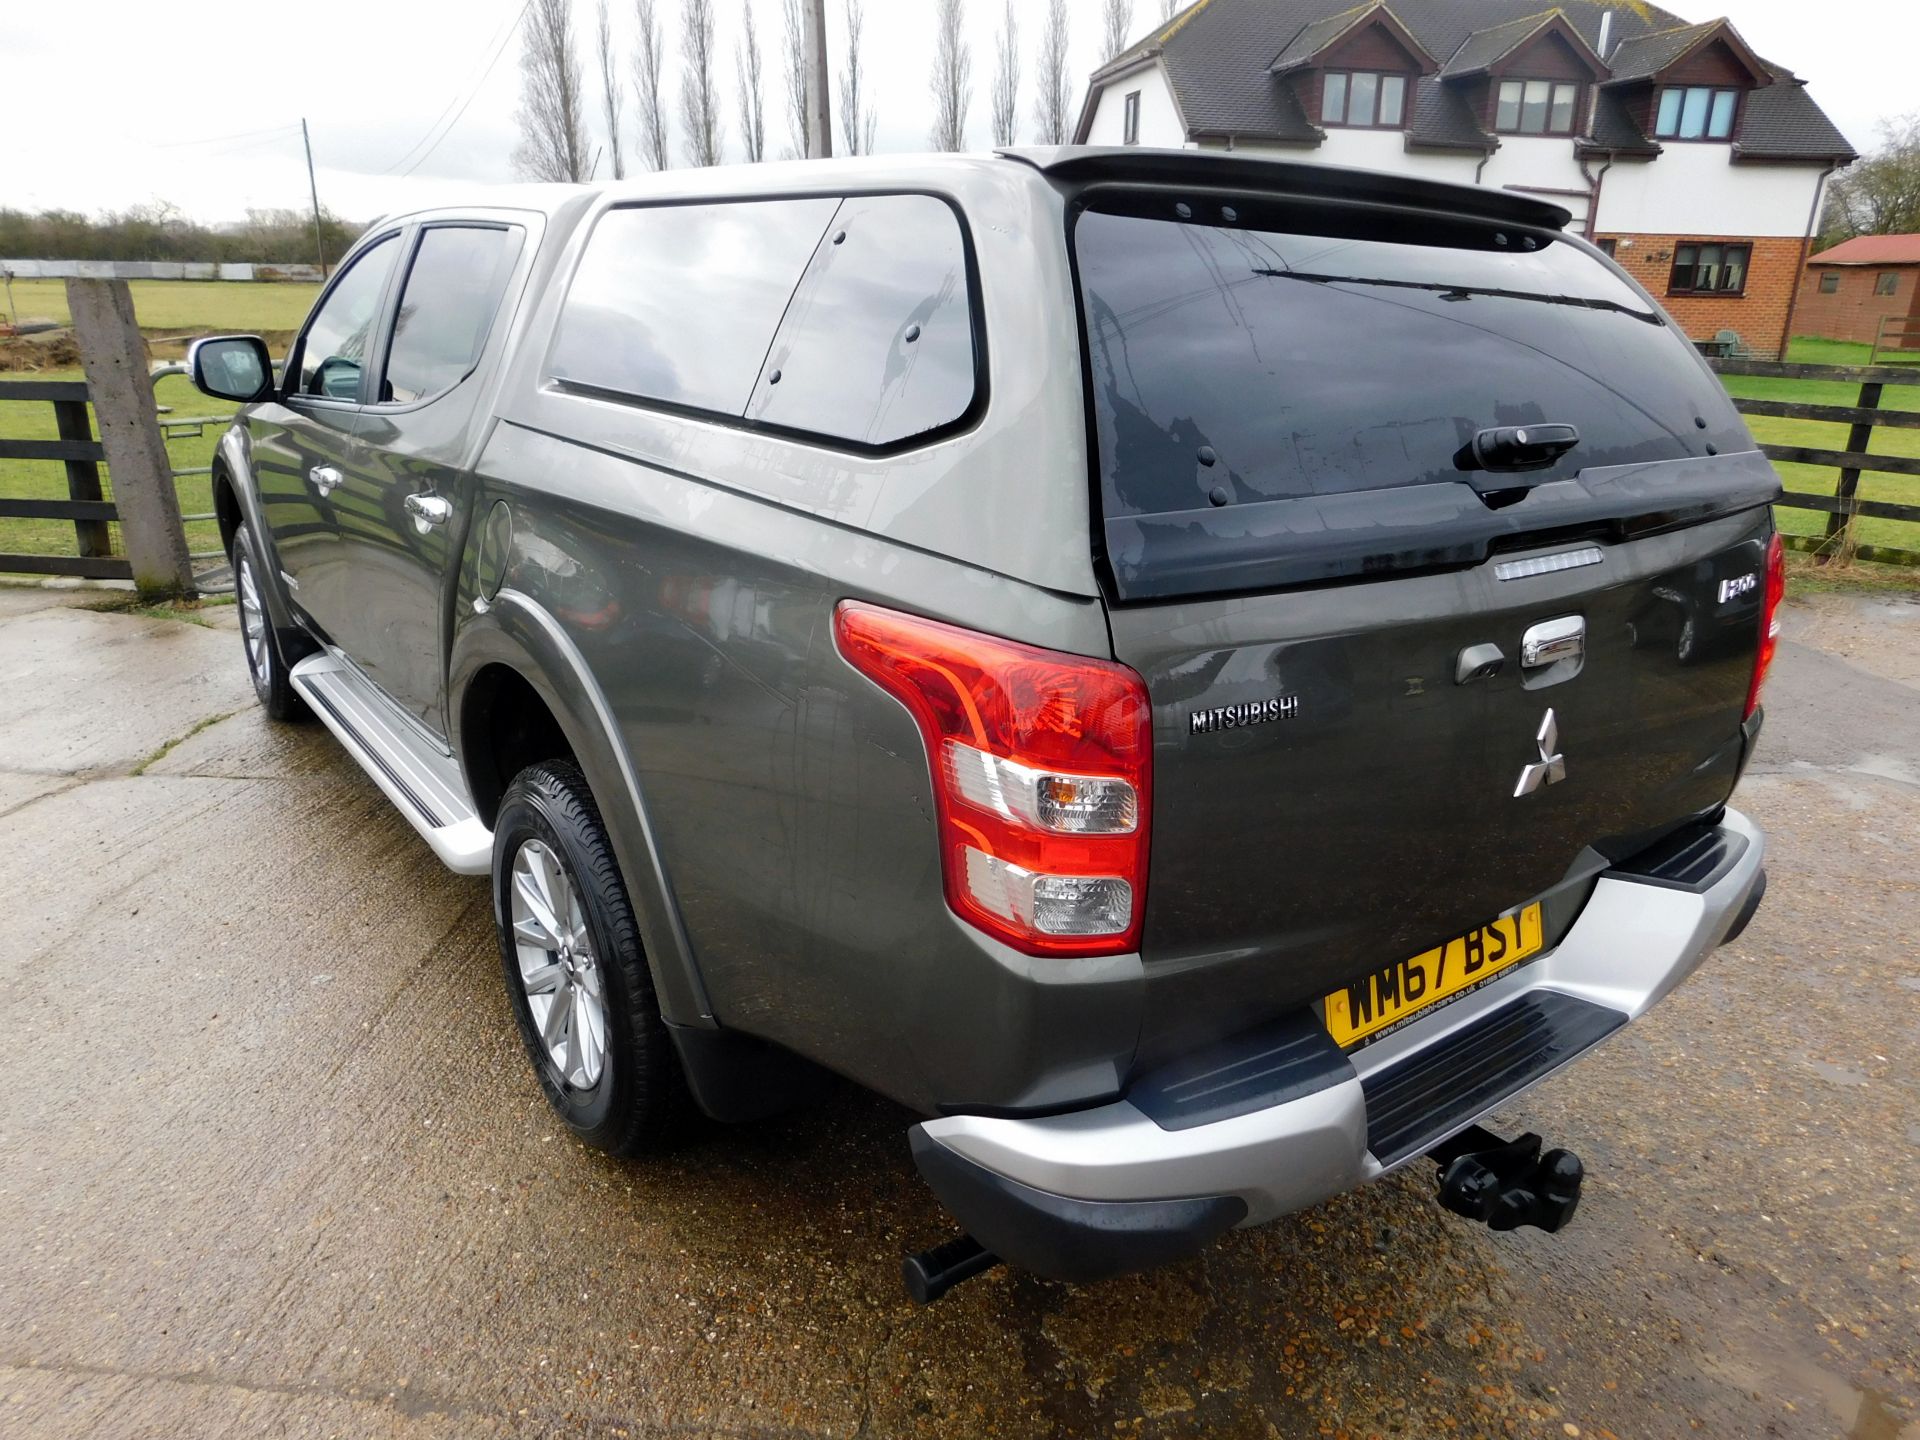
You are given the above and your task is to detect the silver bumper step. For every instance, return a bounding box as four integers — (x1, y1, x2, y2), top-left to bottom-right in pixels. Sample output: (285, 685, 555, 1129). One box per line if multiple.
(289, 652, 493, 875)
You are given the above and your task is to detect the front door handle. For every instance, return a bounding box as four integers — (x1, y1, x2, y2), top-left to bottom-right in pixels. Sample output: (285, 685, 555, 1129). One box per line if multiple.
(403, 492, 453, 533)
(309, 464, 343, 497)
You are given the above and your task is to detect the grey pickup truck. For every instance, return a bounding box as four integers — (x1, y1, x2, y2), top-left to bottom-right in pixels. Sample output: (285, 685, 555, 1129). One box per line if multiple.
(189, 148, 1778, 1301)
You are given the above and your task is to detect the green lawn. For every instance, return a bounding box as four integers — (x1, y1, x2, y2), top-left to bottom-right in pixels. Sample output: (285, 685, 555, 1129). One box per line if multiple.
(2, 278, 319, 570)
(4, 276, 320, 335)
(1721, 337, 1920, 559)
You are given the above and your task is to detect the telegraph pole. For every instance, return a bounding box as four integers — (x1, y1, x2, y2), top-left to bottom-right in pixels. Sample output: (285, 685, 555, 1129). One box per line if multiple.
(301, 118, 328, 278)
(801, 0, 833, 157)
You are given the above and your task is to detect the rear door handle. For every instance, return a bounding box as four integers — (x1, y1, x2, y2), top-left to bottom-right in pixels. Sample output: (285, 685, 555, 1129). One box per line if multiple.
(308, 465, 343, 497)
(404, 492, 453, 532)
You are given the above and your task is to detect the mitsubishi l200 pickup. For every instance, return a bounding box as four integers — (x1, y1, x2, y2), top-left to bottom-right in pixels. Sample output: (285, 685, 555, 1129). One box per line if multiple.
(188, 148, 1777, 1300)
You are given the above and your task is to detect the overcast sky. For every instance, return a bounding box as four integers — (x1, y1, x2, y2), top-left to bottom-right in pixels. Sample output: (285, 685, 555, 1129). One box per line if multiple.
(4, 0, 1914, 225)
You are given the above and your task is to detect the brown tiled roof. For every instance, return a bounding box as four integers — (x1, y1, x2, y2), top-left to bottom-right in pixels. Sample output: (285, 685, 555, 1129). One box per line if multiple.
(1808, 235, 1920, 266)
(1080, 0, 1853, 162)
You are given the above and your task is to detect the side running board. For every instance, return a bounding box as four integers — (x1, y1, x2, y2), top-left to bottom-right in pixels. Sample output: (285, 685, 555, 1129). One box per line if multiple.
(289, 652, 493, 875)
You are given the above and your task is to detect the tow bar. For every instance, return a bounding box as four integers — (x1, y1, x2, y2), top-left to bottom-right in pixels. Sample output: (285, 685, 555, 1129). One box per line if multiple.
(1429, 1126, 1585, 1233)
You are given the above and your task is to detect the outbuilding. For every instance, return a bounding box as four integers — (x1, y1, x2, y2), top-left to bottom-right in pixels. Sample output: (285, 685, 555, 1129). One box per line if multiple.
(1795, 235, 1920, 350)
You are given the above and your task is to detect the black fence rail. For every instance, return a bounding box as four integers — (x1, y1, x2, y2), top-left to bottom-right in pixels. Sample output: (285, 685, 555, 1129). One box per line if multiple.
(1709, 357, 1920, 567)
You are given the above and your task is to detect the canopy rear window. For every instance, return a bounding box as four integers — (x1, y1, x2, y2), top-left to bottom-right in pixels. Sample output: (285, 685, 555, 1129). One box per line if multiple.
(1072, 191, 1756, 598)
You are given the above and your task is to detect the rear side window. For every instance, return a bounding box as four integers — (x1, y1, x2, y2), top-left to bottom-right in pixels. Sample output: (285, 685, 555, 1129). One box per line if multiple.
(745, 194, 978, 447)
(550, 193, 980, 450)
(381, 225, 524, 404)
(549, 198, 839, 416)
(1074, 195, 1746, 519)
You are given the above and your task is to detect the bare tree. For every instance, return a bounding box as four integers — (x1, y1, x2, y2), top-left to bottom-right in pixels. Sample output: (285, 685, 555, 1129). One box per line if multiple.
(735, 0, 767, 161)
(680, 0, 723, 166)
(513, 0, 591, 182)
(1161, 0, 1180, 21)
(1822, 113, 1920, 244)
(838, 0, 877, 156)
(1033, 0, 1070, 146)
(780, 0, 811, 156)
(990, 0, 1020, 147)
(594, 0, 626, 178)
(1102, 0, 1133, 60)
(929, 0, 972, 152)
(633, 0, 670, 169)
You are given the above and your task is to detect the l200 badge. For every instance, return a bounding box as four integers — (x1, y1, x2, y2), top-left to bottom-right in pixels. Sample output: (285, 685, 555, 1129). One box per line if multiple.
(1188, 696, 1300, 735)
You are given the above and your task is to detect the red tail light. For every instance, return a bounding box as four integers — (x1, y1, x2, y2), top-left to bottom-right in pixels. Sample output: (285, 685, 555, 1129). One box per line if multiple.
(833, 601, 1152, 957)
(1745, 531, 1786, 720)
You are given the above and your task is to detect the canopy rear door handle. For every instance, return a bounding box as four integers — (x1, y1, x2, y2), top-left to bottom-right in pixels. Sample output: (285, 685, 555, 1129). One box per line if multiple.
(1521, 616, 1585, 669)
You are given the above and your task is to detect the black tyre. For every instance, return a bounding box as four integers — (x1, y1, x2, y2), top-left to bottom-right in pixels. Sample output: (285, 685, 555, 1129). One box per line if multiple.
(231, 521, 308, 722)
(493, 760, 688, 1155)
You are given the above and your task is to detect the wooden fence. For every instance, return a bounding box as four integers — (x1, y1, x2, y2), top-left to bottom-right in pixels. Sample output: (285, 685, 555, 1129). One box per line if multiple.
(0, 377, 122, 579)
(0, 279, 196, 595)
(1709, 357, 1920, 567)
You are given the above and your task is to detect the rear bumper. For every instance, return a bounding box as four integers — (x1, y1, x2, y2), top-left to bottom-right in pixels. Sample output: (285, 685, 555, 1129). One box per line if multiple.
(910, 808, 1766, 1283)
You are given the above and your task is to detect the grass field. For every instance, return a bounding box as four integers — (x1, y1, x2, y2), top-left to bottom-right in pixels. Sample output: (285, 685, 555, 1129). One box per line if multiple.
(3, 277, 320, 334)
(3, 285, 1917, 574)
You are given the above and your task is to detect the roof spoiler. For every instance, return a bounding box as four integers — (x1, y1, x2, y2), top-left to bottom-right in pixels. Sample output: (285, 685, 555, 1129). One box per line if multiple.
(998, 146, 1574, 232)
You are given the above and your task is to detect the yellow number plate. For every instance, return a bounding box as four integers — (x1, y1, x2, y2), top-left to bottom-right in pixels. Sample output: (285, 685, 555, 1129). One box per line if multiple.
(1323, 904, 1545, 1049)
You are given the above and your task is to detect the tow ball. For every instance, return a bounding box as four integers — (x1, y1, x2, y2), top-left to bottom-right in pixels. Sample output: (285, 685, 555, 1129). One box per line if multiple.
(1428, 1126, 1585, 1233)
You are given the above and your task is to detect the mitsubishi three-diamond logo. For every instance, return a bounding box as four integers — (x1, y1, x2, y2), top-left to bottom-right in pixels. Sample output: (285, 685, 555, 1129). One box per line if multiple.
(1513, 708, 1567, 798)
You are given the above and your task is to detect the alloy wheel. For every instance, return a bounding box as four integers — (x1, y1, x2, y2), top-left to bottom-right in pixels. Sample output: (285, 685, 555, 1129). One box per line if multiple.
(509, 838, 609, 1090)
(236, 551, 269, 682)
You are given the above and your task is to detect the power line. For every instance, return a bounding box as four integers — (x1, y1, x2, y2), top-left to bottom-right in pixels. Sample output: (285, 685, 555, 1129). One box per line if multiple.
(382, 0, 532, 177)
(152, 122, 301, 150)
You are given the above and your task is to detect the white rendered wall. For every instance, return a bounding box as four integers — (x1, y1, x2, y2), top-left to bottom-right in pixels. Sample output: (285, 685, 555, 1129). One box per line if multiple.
(1084, 64, 1187, 147)
(1087, 77, 1823, 241)
(1593, 144, 1821, 237)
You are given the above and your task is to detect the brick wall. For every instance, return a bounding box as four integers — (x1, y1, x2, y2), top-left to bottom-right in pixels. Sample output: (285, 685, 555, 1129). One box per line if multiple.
(1792, 264, 1920, 346)
(1593, 232, 1805, 358)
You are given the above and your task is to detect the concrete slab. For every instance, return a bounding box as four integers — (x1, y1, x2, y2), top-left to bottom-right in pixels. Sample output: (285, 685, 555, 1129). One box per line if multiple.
(0, 606, 253, 776)
(0, 584, 124, 621)
(0, 585, 1915, 1439)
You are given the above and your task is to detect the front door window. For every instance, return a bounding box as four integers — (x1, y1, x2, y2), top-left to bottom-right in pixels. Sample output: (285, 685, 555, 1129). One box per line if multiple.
(295, 237, 399, 400)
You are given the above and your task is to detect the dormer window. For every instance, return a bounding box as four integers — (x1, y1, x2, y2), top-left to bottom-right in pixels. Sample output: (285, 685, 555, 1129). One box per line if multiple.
(1321, 70, 1409, 128)
(1495, 80, 1582, 135)
(1653, 85, 1740, 141)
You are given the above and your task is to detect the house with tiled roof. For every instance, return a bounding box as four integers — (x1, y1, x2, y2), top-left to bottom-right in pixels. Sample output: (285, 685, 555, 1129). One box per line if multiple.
(1076, 0, 1857, 357)
(1796, 235, 1920, 349)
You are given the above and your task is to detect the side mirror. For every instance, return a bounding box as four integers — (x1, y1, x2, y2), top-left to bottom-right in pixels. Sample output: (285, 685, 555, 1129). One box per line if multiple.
(188, 335, 274, 404)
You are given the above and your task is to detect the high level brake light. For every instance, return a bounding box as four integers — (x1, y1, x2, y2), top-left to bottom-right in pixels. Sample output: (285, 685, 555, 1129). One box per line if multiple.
(833, 601, 1152, 957)
(1744, 531, 1786, 721)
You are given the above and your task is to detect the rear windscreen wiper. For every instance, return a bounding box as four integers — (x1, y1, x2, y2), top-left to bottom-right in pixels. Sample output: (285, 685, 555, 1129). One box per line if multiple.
(1249, 268, 1660, 323)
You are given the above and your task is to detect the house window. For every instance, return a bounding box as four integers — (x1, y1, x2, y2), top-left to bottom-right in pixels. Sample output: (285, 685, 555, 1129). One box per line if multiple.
(1320, 70, 1409, 128)
(1876, 272, 1900, 297)
(1819, 272, 1840, 294)
(1124, 90, 1141, 145)
(1669, 242, 1750, 296)
(1654, 86, 1740, 140)
(1495, 79, 1581, 135)
(1596, 238, 1618, 257)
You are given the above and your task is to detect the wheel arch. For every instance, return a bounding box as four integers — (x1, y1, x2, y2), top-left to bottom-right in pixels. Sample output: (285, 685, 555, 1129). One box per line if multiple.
(451, 591, 716, 1029)
(211, 426, 302, 638)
